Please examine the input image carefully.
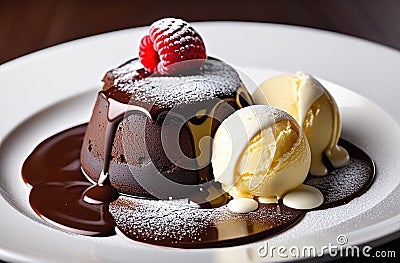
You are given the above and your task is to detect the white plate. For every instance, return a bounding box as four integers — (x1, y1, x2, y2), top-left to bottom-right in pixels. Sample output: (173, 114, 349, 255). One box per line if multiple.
(0, 22, 399, 262)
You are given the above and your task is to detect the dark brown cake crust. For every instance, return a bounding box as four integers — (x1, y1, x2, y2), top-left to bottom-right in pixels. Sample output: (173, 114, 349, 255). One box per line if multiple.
(80, 57, 253, 198)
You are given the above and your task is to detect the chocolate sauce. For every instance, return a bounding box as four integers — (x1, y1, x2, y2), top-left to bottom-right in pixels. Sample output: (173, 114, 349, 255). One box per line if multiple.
(188, 183, 229, 208)
(111, 197, 305, 249)
(22, 125, 115, 236)
(305, 139, 375, 209)
(81, 95, 151, 204)
(22, 124, 375, 247)
(81, 116, 119, 204)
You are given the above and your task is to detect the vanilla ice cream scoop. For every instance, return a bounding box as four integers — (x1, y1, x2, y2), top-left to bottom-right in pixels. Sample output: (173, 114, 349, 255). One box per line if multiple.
(253, 72, 350, 176)
(212, 105, 311, 208)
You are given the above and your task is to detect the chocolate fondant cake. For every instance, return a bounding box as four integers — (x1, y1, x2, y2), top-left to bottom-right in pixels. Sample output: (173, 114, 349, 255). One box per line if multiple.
(80, 57, 253, 198)
(21, 18, 376, 248)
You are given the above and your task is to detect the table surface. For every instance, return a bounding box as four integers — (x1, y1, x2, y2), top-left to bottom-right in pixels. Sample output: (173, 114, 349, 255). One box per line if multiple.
(0, 0, 399, 262)
(1, 0, 399, 64)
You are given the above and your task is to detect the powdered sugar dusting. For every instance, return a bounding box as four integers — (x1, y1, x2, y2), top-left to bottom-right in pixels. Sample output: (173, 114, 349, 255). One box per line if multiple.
(305, 148, 374, 207)
(108, 140, 374, 248)
(105, 58, 242, 109)
(302, 139, 374, 211)
(109, 196, 304, 248)
(152, 18, 188, 32)
(151, 18, 197, 44)
(111, 198, 215, 243)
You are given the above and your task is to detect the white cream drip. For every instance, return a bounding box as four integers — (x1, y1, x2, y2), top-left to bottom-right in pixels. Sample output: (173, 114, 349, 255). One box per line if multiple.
(227, 198, 258, 213)
(295, 71, 324, 125)
(282, 184, 324, 210)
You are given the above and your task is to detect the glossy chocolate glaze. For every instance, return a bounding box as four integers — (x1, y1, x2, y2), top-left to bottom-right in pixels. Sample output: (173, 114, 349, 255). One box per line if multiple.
(22, 125, 115, 236)
(22, 125, 375, 247)
(81, 97, 152, 204)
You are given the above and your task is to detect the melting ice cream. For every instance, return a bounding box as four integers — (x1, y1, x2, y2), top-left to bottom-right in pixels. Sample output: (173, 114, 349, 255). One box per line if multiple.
(212, 105, 323, 212)
(253, 72, 350, 176)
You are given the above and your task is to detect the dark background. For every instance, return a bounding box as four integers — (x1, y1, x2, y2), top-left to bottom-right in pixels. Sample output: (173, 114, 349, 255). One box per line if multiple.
(0, 0, 399, 64)
(0, 0, 399, 262)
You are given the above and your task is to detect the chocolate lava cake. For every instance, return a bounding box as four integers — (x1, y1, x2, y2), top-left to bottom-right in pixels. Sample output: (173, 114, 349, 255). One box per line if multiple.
(80, 57, 253, 198)
(21, 18, 376, 247)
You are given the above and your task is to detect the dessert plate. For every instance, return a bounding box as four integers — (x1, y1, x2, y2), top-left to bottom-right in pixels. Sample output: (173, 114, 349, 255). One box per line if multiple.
(0, 22, 399, 262)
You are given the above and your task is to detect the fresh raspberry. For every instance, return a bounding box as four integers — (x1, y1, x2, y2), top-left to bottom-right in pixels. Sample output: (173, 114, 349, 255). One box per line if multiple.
(139, 35, 159, 73)
(139, 18, 206, 75)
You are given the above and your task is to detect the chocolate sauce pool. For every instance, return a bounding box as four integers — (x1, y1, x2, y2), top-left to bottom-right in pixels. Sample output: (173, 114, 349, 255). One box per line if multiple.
(21, 124, 374, 248)
(22, 125, 115, 236)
